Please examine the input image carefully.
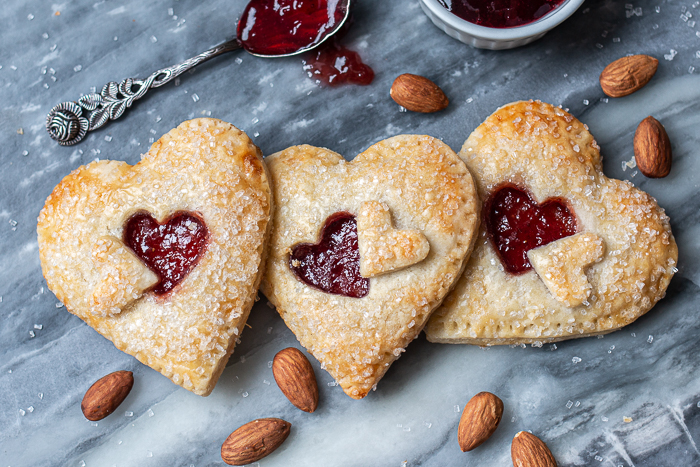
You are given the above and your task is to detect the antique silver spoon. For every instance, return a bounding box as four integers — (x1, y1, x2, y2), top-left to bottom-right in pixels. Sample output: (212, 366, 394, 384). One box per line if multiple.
(46, 0, 351, 146)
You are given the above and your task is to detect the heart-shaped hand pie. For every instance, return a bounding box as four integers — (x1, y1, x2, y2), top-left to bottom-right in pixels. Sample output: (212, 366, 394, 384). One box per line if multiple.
(261, 136, 480, 399)
(37, 119, 272, 395)
(426, 100, 677, 345)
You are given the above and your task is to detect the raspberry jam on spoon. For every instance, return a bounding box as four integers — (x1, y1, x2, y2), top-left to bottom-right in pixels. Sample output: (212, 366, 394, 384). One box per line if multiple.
(47, 0, 367, 146)
(238, 0, 348, 56)
(239, 0, 374, 86)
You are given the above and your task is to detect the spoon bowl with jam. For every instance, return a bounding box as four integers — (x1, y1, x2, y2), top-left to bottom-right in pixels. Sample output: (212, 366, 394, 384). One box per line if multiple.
(47, 0, 362, 146)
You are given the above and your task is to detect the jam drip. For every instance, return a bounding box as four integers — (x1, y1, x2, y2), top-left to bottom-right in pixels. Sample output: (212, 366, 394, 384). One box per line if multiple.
(303, 39, 374, 86)
(290, 212, 369, 298)
(485, 184, 577, 274)
(237, 0, 348, 56)
(437, 0, 566, 28)
(124, 212, 208, 295)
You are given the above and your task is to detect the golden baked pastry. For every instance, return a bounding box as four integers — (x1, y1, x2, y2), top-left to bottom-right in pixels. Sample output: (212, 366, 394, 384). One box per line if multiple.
(37, 119, 272, 395)
(426, 100, 677, 345)
(261, 136, 480, 399)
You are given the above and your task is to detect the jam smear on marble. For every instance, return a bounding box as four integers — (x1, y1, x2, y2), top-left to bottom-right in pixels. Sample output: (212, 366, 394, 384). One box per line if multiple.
(302, 39, 374, 86)
(437, 0, 566, 28)
(237, 0, 348, 56)
(124, 212, 208, 295)
(290, 212, 369, 298)
(485, 184, 577, 274)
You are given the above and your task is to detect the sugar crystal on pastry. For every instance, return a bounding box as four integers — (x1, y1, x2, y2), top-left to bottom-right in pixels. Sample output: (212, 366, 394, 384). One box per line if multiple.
(37, 119, 272, 395)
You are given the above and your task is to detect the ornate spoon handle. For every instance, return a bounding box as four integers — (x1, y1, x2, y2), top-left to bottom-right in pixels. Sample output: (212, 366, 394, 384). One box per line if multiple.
(46, 38, 242, 146)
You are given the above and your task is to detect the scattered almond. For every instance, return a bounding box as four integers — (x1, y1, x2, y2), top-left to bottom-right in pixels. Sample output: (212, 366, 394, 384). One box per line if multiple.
(634, 116, 672, 178)
(272, 347, 319, 413)
(511, 431, 557, 467)
(390, 73, 449, 113)
(81, 370, 134, 421)
(221, 418, 291, 465)
(599, 54, 658, 98)
(458, 391, 504, 451)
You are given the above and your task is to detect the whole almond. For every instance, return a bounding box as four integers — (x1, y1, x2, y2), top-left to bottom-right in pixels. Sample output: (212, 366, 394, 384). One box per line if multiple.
(390, 73, 449, 113)
(511, 431, 557, 467)
(221, 418, 291, 465)
(600, 54, 658, 98)
(458, 391, 504, 451)
(634, 116, 672, 178)
(81, 370, 134, 421)
(272, 347, 319, 413)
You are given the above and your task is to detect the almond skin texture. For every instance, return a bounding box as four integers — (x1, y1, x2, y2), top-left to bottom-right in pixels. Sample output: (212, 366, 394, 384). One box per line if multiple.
(390, 73, 449, 113)
(634, 116, 672, 178)
(458, 391, 504, 451)
(600, 54, 658, 98)
(511, 431, 557, 467)
(221, 418, 291, 465)
(81, 370, 134, 421)
(272, 347, 319, 413)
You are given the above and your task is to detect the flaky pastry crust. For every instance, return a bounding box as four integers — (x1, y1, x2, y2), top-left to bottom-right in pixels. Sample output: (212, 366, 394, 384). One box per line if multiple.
(426, 100, 678, 345)
(261, 136, 480, 399)
(37, 119, 272, 395)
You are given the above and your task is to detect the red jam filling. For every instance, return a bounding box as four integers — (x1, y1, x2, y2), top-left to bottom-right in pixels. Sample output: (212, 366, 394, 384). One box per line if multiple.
(290, 212, 369, 298)
(484, 184, 577, 274)
(237, 0, 348, 56)
(302, 39, 374, 86)
(124, 212, 208, 295)
(437, 0, 566, 28)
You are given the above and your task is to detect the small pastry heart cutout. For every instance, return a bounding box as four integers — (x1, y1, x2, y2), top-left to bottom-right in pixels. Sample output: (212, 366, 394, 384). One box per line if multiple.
(289, 212, 369, 298)
(485, 184, 576, 274)
(357, 200, 430, 278)
(38, 119, 272, 396)
(262, 136, 480, 399)
(124, 212, 208, 295)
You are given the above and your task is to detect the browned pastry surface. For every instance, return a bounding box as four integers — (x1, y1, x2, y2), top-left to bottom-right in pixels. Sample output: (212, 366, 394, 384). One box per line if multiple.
(426, 100, 677, 345)
(37, 119, 272, 395)
(261, 135, 480, 399)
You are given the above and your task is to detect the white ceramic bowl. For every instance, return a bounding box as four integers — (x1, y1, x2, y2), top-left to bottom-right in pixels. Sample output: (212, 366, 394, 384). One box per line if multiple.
(420, 0, 586, 50)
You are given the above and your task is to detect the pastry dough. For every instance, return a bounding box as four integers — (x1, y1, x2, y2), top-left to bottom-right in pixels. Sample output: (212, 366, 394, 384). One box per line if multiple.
(426, 100, 677, 345)
(261, 136, 480, 399)
(527, 232, 605, 307)
(357, 200, 430, 278)
(37, 119, 272, 395)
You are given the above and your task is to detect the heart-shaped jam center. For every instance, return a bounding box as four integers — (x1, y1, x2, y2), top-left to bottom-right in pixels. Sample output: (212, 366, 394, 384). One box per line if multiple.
(485, 184, 577, 274)
(290, 212, 369, 298)
(124, 212, 208, 295)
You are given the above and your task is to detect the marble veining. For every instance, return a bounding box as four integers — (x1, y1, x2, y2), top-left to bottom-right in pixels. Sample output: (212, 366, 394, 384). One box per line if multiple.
(1, 0, 699, 465)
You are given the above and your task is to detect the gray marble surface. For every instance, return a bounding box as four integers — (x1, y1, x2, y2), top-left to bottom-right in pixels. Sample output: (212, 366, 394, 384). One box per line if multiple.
(1, 0, 699, 465)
